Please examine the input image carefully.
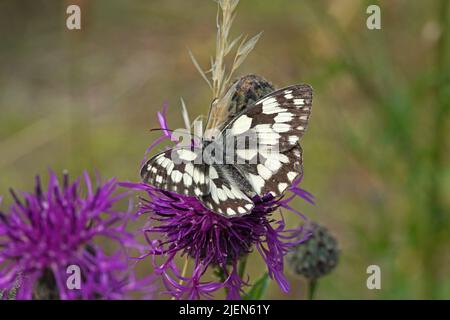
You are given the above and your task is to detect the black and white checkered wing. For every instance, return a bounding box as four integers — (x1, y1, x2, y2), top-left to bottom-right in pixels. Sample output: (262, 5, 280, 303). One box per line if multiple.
(141, 84, 312, 218)
(140, 148, 208, 198)
(201, 164, 255, 217)
(235, 145, 303, 198)
(222, 84, 312, 198)
(229, 84, 312, 151)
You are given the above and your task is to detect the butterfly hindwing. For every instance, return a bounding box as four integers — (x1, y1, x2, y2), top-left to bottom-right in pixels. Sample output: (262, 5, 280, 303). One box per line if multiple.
(235, 145, 303, 198)
(201, 164, 255, 217)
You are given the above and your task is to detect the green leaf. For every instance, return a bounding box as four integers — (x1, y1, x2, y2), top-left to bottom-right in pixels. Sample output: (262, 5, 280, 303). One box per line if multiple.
(244, 273, 270, 300)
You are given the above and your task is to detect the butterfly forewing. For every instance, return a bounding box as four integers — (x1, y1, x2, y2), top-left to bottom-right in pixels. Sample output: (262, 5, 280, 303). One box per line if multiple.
(226, 84, 312, 152)
(221, 84, 312, 198)
(140, 148, 208, 197)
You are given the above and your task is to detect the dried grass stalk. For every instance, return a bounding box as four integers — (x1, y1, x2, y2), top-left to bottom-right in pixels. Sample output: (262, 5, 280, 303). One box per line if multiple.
(189, 0, 261, 132)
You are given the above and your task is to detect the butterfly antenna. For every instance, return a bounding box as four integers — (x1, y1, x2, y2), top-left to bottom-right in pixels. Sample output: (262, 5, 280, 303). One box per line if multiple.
(149, 128, 175, 133)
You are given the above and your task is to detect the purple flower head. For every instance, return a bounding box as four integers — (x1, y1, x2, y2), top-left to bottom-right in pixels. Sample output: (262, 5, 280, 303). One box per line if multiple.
(123, 106, 314, 299)
(0, 171, 154, 300)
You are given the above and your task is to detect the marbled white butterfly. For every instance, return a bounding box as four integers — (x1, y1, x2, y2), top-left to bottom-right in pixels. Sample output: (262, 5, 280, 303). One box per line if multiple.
(141, 84, 312, 217)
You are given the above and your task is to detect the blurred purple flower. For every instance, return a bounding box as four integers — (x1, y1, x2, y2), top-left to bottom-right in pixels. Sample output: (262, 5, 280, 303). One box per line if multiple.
(0, 171, 154, 300)
(122, 106, 314, 300)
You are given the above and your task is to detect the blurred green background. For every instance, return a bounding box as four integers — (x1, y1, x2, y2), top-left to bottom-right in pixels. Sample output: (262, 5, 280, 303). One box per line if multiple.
(0, 0, 449, 299)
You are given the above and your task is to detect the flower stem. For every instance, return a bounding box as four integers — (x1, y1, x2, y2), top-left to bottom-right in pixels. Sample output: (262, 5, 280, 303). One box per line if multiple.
(308, 279, 318, 300)
(171, 256, 189, 300)
(215, 266, 230, 297)
(179, 256, 190, 285)
(238, 256, 248, 279)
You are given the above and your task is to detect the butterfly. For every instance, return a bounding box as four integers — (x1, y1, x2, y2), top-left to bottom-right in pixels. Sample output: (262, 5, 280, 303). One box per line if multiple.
(141, 84, 312, 217)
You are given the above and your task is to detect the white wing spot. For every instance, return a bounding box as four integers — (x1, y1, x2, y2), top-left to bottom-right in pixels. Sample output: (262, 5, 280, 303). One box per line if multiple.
(226, 208, 236, 216)
(209, 166, 219, 179)
(183, 173, 192, 187)
(257, 164, 272, 180)
(294, 98, 304, 105)
(258, 131, 280, 145)
(261, 97, 277, 105)
(263, 106, 287, 115)
(274, 112, 293, 123)
(288, 136, 299, 144)
(185, 162, 194, 176)
(255, 124, 273, 132)
(222, 186, 235, 199)
(198, 171, 205, 184)
(155, 156, 165, 164)
(193, 168, 200, 183)
(211, 191, 219, 204)
(160, 157, 170, 168)
(297, 126, 305, 131)
(216, 188, 227, 201)
(278, 153, 290, 163)
(231, 115, 253, 135)
(210, 182, 220, 204)
(265, 158, 282, 172)
(262, 98, 287, 114)
(272, 123, 291, 133)
(287, 171, 297, 181)
(236, 149, 258, 160)
(278, 182, 288, 193)
(230, 185, 245, 199)
(171, 170, 183, 183)
(166, 161, 174, 175)
(248, 173, 265, 194)
(177, 149, 197, 161)
(237, 206, 246, 214)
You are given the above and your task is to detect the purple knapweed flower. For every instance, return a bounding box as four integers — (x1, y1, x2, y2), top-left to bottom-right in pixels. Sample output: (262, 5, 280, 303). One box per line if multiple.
(123, 105, 314, 299)
(0, 171, 154, 300)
